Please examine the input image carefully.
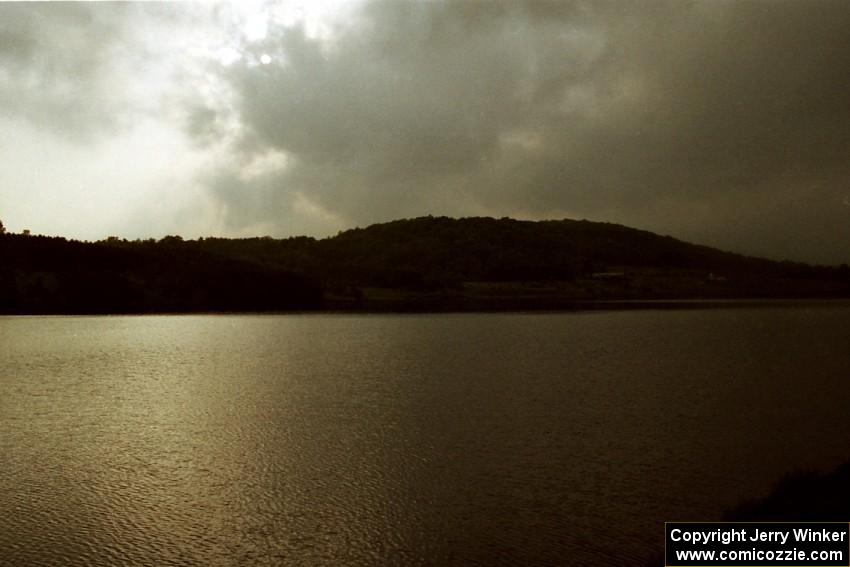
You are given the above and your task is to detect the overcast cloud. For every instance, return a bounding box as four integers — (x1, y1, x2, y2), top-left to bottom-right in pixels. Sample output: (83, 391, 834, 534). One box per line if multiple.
(0, 1, 848, 263)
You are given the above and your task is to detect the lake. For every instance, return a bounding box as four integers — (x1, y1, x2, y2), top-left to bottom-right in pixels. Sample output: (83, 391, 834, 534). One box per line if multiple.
(2, 306, 849, 565)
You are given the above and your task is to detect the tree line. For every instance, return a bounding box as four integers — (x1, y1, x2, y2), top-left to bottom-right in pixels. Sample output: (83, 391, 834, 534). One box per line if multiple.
(1, 216, 848, 313)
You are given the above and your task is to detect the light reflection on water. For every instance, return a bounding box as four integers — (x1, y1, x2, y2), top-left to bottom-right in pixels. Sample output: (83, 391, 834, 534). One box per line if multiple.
(1, 308, 849, 565)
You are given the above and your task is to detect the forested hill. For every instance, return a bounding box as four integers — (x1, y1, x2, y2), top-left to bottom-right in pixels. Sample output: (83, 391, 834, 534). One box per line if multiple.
(1, 216, 849, 313)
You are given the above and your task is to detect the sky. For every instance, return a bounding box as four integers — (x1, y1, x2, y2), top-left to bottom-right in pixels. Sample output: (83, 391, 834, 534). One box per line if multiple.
(0, 1, 848, 264)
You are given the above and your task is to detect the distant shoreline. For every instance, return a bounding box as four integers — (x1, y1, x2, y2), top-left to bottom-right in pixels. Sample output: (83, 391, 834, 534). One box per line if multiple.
(4, 298, 850, 317)
(324, 297, 850, 314)
(320, 293, 850, 314)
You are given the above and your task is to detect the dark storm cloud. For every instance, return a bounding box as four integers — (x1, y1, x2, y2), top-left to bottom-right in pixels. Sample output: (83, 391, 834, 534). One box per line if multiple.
(203, 0, 850, 263)
(206, 0, 605, 230)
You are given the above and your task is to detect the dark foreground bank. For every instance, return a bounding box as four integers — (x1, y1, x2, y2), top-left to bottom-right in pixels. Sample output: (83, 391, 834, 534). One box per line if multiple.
(646, 459, 850, 565)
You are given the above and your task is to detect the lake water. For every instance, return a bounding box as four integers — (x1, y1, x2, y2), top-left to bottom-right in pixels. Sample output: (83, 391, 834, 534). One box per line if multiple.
(2, 306, 849, 566)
